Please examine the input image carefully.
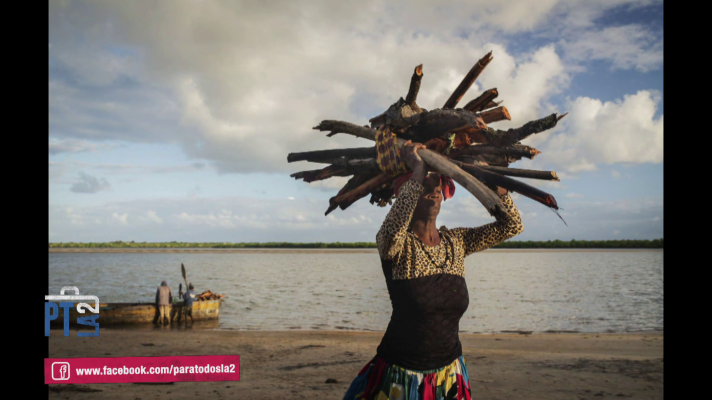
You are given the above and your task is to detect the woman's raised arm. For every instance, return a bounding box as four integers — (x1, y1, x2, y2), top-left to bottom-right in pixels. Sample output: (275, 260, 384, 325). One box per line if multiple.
(376, 178, 423, 259)
(448, 192, 523, 257)
(376, 140, 427, 260)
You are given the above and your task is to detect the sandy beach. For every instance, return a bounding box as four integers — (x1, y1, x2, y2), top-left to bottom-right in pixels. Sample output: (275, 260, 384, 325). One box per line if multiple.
(48, 329, 663, 399)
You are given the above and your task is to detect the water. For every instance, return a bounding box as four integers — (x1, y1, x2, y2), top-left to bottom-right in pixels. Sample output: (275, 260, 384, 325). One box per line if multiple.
(48, 249, 663, 333)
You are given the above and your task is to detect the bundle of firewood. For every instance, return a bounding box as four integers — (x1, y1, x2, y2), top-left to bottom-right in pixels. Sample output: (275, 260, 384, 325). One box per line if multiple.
(288, 52, 566, 222)
(196, 290, 225, 301)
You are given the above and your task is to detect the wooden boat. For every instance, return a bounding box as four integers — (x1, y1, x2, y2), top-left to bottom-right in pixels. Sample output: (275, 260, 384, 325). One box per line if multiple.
(51, 299, 223, 325)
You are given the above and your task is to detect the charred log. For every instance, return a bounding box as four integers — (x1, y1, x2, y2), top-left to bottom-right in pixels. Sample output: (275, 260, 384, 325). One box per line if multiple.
(463, 88, 498, 112)
(443, 52, 493, 109)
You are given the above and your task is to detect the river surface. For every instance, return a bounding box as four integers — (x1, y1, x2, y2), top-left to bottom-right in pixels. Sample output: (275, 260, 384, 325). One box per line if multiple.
(48, 249, 663, 333)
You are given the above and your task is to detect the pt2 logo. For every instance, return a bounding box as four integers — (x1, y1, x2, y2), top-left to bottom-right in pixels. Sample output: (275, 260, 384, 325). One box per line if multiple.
(45, 286, 100, 337)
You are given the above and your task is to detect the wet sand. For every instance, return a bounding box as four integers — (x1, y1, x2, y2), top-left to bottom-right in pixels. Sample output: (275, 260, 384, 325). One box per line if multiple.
(48, 329, 663, 399)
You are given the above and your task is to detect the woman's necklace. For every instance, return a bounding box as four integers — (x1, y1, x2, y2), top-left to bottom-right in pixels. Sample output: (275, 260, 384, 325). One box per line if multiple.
(411, 230, 452, 268)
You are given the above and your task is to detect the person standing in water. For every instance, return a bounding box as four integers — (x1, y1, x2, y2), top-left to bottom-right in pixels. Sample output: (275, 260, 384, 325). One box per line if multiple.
(155, 280, 173, 325)
(182, 283, 196, 324)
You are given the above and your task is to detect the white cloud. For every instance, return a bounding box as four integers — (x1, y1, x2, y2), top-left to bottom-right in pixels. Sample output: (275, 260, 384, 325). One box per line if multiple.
(65, 207, 84, 226)
(52, 160, 210, 175)
(566, 193, 584, 198)
(538, 90, 663, 173)
(510, 195, 663, 240)
(51, 41, 140, 86)
(48, 77, 186, 148)
(521, 211, 539, 219)
(177, 210, 240, 229)
(468, 44, 569, 132)
(111, 212, 129, 225)
(47, 0, 664, 243)
(70, 172, 111, 193)
(49, 193, 388, 242)
(438, 193, 498, 224)
(49, 191, 663, 242)
(49, 139, 118, 155)
(50, 0, 664, 174)
(144, 210, 163, 224)
(561, 24, 663, 72)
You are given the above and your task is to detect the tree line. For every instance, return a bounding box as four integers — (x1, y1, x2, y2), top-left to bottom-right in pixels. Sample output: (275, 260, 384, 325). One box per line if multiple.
(49, 239, 663, 249)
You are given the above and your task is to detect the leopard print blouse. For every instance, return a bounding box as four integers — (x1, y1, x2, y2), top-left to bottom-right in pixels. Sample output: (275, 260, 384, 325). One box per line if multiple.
(373, 178, 524, 369)
(376, 178, 524, 280)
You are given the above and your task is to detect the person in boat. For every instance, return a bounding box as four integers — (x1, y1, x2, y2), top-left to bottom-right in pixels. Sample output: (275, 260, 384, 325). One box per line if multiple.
(182, 283, 196, 324)
(155, 280, 173, 325)
(343, 140, 524, 400)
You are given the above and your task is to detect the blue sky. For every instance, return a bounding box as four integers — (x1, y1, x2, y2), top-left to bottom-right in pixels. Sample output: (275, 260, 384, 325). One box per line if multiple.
(49, 0, 663, 242)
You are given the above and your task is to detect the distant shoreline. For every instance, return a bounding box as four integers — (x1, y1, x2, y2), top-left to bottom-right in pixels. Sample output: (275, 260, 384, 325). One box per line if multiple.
(49, 247, 663, 253)
(49, 239, 663, 250)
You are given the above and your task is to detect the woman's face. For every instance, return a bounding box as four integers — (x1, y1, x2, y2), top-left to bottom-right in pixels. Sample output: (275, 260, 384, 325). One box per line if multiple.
(413, 173, 443, 219)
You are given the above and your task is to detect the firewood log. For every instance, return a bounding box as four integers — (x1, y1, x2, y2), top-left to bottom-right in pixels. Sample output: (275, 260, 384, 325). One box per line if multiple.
(449, 144, 540, 160)
(443, 51, 493, 109)
(368, 97, 423, 130)
(326, 173, 378, 215)
(479, 113, 565, 146)
(331, 158, 380, 170)
(480, 100, 502, 110)
(473, 165, 559, 181)
(463, 88, 498, 112)
(370, 184, 395, 207)
(405, 64, 423, 111)
(313, 120, 508, 219)
(301, 51, 567, 221)
(315, 120, 379, 141)
(478, 106, 511, 124)
(290, 165, 352, 182)
(327, 173, 394, 214)
(287, 147, 376, 163)
(297, 154, 557, 182)
(405, 109, 488, 143)
(450, 160, 560, 210)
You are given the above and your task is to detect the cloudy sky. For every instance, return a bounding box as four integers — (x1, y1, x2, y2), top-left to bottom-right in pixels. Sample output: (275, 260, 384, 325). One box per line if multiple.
(48, 0, 663, 243)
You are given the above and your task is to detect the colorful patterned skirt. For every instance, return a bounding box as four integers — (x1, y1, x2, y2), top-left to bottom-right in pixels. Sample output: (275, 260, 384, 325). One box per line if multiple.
(343, 354, 471, 400)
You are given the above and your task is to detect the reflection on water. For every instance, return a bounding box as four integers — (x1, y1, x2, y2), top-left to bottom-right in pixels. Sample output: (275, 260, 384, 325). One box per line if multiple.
(48, 249, 663, 333)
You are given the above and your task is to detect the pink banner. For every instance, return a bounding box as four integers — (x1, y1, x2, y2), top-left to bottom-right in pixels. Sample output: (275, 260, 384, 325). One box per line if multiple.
(45, 355, 240, 384)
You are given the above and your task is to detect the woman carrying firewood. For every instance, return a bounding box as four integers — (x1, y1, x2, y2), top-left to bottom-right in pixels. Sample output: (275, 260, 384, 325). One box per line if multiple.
(343, 140, 523, 400)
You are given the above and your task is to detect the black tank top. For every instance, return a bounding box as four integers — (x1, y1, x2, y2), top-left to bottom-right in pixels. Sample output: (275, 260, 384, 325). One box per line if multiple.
(373, 179, 523, 370)
(376, 257, 470, 370)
